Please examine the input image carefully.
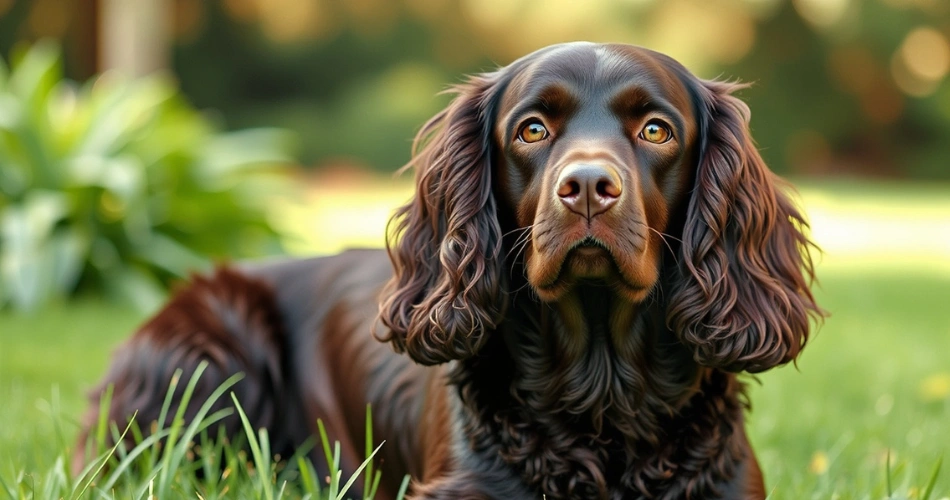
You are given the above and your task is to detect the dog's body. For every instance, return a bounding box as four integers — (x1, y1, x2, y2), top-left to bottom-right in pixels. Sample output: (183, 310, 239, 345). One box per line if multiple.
(78, 43, 820, 499)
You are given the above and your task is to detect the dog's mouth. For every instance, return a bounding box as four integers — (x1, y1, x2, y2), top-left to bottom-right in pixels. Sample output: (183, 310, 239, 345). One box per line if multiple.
(572, 236, 609, 253)
(530, 234, 653, 303)
(538, 236, 618, 288)
(565, 237, 614, 276)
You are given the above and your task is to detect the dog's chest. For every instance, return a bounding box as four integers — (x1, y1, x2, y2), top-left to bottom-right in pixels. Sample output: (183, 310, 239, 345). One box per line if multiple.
(454, 348, 746, 500)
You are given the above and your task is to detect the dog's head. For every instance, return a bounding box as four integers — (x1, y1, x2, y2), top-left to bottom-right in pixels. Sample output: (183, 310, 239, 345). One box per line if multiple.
(378, 42, 821, 372)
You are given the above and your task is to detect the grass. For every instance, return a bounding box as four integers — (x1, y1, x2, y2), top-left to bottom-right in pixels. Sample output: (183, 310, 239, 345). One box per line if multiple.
(0, 359, 407, 499)
(1, 177, 949, 498)
(748, 269, 949, 498)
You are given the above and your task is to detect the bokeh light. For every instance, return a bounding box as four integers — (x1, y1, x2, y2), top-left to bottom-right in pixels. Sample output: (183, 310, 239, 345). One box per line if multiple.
(792, 0, 850, 28)
(891, 26, 950, 97)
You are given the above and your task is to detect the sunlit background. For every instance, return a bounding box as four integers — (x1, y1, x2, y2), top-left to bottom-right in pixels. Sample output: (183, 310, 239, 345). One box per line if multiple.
(1, 0, 949, 497)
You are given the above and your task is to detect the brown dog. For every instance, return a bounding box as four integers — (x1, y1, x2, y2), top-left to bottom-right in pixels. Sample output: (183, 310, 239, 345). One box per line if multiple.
(78, 42, 821, 499)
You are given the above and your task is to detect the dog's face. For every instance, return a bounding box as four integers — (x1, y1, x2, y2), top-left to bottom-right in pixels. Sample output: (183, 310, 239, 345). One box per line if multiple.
(379, 42, 820, 371)
(492, 44, 700, 303)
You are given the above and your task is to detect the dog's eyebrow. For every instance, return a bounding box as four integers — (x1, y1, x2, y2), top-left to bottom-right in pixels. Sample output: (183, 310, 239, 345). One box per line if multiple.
(610, 86, 686, 136)
(505, 84, 578, 126)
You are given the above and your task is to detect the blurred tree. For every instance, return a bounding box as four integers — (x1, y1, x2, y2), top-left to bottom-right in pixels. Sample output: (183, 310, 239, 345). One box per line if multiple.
(728, 0, 950, 178)
(0, 0, 100, 79)
(100, 0, 171, 76)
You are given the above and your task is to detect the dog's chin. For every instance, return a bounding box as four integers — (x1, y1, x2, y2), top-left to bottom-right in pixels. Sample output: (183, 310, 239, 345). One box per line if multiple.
(530, 243, 653, 304)
(565, 245, 614, 279)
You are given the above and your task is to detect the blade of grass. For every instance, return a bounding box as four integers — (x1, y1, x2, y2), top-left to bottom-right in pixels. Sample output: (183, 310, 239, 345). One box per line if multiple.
(920, 456, 943, 500)
(316, 419, 333, 475)
(230, 392, 273, 500)
(108, 421, 130, 463)
(368, 470, 382, 500)
(332, 442, 340, 482)
(328, 469, 341, 500)
(886, 448, 893, 498)
(48, 385, 68, 452)
(259, 427, 273, 482)
(395, 474, 411, 500)
(296, 456, 320, 497)
(72, 411, 138, 500)
(93, 384, 115, 463)
(363, 404, 373, 500)
(325, 439, 343, 499)
(336, 441, 385, 500)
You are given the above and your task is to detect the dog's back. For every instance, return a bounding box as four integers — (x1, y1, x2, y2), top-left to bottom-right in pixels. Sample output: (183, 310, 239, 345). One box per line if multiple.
(76, 249, 433, 500)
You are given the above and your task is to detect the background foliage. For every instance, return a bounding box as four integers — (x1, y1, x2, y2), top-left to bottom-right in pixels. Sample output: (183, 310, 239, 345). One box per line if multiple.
(2, 0, 948, 178)
(167, 0, 950, 178)
(0, 41, 295, 310)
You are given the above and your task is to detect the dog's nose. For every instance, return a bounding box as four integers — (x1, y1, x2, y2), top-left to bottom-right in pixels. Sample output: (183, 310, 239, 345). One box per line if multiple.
(556, 163, 622, 218)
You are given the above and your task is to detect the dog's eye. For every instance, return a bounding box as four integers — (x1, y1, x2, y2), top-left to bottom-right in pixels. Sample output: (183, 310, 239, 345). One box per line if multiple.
(639, 121, 672, 144)
(518, 121, 549, 143)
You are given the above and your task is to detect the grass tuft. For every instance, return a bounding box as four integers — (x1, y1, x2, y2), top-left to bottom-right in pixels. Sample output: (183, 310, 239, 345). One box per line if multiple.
(0, 364, 409, 499)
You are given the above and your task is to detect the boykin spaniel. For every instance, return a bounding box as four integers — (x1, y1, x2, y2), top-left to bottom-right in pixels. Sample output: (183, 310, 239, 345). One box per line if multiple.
(77, 42, 821, 499)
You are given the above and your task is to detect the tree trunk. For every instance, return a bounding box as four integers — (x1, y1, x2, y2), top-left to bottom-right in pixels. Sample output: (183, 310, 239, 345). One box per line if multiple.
(98, 0, 169, 76)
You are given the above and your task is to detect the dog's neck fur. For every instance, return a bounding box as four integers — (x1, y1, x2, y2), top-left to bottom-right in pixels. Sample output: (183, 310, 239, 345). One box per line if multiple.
(450, 279, 748, 499)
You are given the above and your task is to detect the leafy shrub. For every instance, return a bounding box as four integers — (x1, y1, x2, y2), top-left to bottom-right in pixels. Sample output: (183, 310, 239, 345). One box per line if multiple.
(0, 41, 297, 311)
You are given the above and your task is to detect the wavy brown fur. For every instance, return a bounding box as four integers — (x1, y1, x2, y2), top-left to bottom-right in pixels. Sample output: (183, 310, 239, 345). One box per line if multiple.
(377, 73, 507, 366)
(73, 268, 303, 470)
(668, 80, 820, 374)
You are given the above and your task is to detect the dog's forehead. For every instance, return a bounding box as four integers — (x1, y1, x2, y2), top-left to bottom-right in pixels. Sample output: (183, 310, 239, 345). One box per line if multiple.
(499, 43, 693, 109)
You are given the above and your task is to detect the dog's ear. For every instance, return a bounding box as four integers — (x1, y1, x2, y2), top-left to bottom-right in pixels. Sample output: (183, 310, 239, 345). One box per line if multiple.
(376, 72, 505, 365)
(668, 80, 823, 373)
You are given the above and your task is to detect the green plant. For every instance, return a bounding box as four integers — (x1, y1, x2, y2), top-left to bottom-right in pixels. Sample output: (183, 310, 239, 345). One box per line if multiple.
(0, 41, 297, 311)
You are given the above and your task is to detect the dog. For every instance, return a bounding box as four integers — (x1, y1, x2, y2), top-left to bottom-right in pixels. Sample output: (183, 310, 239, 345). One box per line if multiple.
(77, 42, 821, 499)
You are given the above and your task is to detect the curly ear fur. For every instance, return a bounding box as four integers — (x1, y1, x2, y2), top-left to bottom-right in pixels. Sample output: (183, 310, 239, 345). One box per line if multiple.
(376, 73, 505, 365)
(669, 80, 823, 373)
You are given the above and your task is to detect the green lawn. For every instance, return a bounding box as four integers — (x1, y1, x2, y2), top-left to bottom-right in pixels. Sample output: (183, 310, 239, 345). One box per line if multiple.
(749, 269, 949, 497)
(1, 179, 948, 498)
(0, 301, 144, 472)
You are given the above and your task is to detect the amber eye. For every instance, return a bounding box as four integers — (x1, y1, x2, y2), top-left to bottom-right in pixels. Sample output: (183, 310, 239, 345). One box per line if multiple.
(639, 121, 672, 144)
(518, 121, 549, 143)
